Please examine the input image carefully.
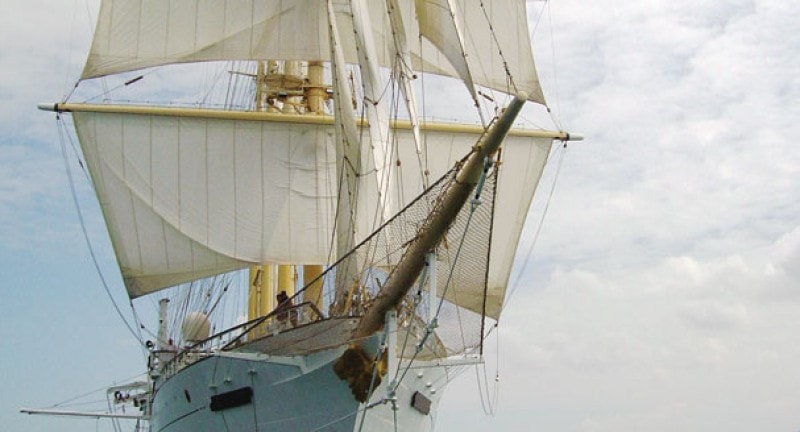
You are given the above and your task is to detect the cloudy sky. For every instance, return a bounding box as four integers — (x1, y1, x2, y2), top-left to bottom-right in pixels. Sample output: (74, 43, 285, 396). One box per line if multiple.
(2, 0, 799, 431)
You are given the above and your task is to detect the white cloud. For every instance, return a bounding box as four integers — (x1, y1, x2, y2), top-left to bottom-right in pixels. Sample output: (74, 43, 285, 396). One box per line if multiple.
(679, 300, 750, 331)
(489, 215, 800, 430)
(0, 0, 98, 140)
(524, 0, 800, 280)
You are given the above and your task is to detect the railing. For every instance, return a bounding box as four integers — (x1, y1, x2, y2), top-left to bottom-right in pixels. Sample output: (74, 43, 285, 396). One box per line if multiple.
(155, 302, 325, 381)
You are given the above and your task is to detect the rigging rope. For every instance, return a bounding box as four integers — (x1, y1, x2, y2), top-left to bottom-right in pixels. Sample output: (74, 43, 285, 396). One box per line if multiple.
(503, 141, 568, 307)
(46, 372, 148, 409)
(475, 324, 501, 415)
(81, 69, 155, 104)
(57, 115, 145, 347)
(544, 0, 564, 131)
(391, 158, 491, 388)
(417, 34, 431, 188)
(478, 1, 517, 95)
(356, 327, 390, 432)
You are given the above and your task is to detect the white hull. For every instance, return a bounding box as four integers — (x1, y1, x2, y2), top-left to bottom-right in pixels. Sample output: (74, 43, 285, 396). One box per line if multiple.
(151, 329, 449, 431)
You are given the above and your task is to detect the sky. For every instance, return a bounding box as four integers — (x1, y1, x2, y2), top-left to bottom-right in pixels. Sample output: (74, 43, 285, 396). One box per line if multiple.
(1, 0, 799, 431)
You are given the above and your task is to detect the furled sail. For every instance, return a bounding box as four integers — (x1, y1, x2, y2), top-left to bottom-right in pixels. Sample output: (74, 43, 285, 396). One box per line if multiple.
(350, 0, 395, 223)
(82, 0, 544, 102)
(327, 0, 367, 305)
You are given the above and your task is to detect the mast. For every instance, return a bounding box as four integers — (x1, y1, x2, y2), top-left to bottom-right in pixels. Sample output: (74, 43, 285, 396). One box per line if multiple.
(246, 58, 323, 325)
(303, 61, 327, 311)
(303, 265, 324, 309)
(277, 265, 295, 297)
(247, 265, 274, 338)
(248, 62, 272, 333)
(306, 61, 326, 115)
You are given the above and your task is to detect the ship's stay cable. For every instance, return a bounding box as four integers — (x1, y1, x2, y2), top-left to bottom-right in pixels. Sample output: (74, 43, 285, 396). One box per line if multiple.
(388, 29, 492, 384)
(56, 116, 145, 347)
(79, 72, 151, 104)
(395, 271, 426, 375)
(128, 301, 151, 355)
(327, 157, 346, 264)
(45, 371, 147, 409)
(459, 2, 509, 122)
(392, 159, 490, 387)
(360, 106, 387, 238)
(503, 141, 567, 307)
(356, 327, 390, 432)
(544, 0, 564, 131)
(475, 325, 501, 415)
(385, 7, 428, 190)
(43, 398, 108, 408)
(61, 0, 92, 102)
(59, 117, 92, 185)
(360, 70, 409, 262)
(479, 1, 517, 96)
(448, 5, 488, 129)
(388, 77, 408, 216)
(416, 34, 431, 187)
(131, 311, 159, 341)
(492, 324, 502, 409)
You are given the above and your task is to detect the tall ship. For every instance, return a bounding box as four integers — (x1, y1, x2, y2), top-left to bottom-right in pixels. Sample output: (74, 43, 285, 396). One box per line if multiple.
(30, 0, 579, 430)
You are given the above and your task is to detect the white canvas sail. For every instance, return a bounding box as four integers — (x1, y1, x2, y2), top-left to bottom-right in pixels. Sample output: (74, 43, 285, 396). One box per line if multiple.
(72, 104, 550, 317)
(386, 0, 426, 188)
(354, 128, 552, 318)
(350, 0, 395, 223)
(416, 0, 478, 101)
(67, 0, 561, 313)
(82, 0, 544, 103)
(327, 0, 367, 301)
(73, 111, 337, 297)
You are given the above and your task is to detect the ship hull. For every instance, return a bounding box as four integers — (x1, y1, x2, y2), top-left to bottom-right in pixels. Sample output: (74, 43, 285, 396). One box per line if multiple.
(150, 344, 448, 431)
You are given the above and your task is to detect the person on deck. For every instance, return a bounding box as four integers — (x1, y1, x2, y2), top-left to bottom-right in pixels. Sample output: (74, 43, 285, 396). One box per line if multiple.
(275, 290, 298, 327)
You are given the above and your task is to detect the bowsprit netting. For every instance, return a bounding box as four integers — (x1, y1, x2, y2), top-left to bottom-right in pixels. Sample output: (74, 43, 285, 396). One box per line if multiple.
(308, 161, 499, 359)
